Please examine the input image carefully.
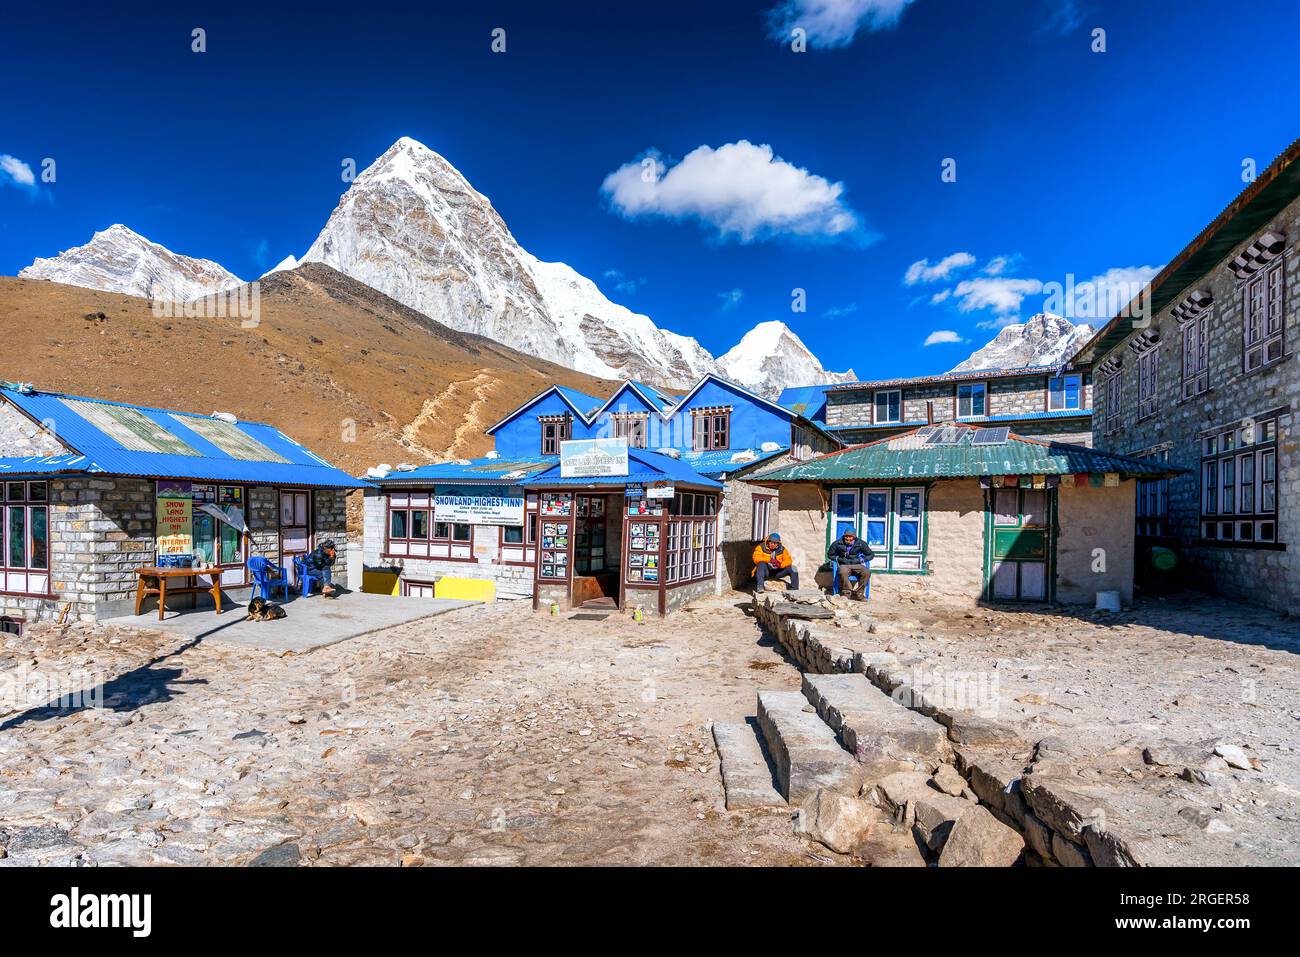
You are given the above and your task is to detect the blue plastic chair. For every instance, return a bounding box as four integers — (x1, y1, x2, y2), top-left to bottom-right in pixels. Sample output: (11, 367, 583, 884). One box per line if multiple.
(830, 559, 870, 600)
(248, 556, 289, 601)
(292, 555, 322, 597)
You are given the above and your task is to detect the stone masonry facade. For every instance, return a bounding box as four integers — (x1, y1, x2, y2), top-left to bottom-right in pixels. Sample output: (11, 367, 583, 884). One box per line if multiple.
(825, 372, 1094, 447)
(1091, 193, 1300, 614)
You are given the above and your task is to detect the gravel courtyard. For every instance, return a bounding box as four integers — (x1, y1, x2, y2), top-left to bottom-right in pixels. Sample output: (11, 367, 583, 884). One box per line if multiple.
(2, 585, 1297, 866)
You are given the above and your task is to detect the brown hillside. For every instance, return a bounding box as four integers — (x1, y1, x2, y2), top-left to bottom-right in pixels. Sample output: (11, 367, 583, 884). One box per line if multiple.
(0, 265, 615, 520)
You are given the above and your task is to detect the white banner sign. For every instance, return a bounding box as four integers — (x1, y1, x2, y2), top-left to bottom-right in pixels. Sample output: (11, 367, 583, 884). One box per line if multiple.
(433, 485, 524, 526)
(560, 438, 629, 478)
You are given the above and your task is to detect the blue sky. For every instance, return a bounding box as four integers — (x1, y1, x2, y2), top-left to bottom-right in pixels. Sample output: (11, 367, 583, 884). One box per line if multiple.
(2, 0, 1298, 380)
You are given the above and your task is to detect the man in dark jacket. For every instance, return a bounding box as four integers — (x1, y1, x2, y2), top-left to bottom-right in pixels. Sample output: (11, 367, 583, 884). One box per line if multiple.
(827, 530, 873, 600)
(305, 539, 338, 596)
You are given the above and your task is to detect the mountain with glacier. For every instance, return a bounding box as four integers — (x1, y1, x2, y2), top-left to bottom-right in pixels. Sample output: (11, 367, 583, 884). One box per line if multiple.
(947, 313, 1093, 374)
(717, 321, 855, 398)
(15, 137, 849, 395)
(18, 224, 242, 302)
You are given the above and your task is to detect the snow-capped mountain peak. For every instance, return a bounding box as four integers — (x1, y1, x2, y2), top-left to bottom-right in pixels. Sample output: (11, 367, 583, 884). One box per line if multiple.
(717, 320, 855, 399)
(262, 254, 299, 277)
(19, 224, 242, 301)
(948, 312, 1093, 373)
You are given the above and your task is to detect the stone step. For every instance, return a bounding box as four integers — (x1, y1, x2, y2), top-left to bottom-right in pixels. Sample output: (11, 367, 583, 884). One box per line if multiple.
(712, 720, 785, 810)
(756, 690, 864, 803)
(801, 673, 953, 778)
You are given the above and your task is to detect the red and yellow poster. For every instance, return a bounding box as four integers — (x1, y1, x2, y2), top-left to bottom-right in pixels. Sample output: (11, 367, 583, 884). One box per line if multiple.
(156, 480, 193, 555)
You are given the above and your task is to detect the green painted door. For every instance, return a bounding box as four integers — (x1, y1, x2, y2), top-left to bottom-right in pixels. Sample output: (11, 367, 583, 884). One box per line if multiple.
(986, 487, 1054, 601)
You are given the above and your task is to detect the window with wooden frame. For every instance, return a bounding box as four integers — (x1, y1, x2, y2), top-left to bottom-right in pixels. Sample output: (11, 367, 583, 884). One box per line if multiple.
(1137, 348, 1159, 420)
(1, 615, 23, 636)
(691, 407, 731, 451)
(956, 382, 987, 418)
(665, 491, 717, 584)
(2, 481, 49, 597)
(539, 414, 571, 455)
(1200, 416, 1280, 545)
(1136, 478, 1169, 537)
(385, 492, 472, 560)
(1243, 258, 1285, 372)
(611, 412, 649, 449)
(1181, 313, 1210, 398)
(873, 389, 901, 424)
(1102, 373, 1122, 433)
(751, 494, 773, 540)
(1047, 373, 1083, 411)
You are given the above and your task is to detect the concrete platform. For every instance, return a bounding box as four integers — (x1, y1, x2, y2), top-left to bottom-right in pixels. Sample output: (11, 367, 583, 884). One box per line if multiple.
(104, 590, 478, 653)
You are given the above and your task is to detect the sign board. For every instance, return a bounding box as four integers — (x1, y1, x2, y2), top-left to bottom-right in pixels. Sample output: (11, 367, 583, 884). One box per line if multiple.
(560, 438, 629, 478)
(645, 484, 675, 500)
(434, 484, 524, 526)
(156, 480, 193, 554)
(624, 483, 644, 498)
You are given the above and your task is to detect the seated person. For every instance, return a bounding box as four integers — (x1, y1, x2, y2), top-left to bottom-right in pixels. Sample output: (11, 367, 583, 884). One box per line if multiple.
(753, 533, 798, 593)
(305, 539, 339, 596)
(827, 529, 873, 600)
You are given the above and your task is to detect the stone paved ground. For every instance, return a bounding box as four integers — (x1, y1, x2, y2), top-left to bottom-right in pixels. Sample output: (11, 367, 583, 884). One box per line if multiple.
(0, 596, 841, 867)
(2, 584, 1297, 866)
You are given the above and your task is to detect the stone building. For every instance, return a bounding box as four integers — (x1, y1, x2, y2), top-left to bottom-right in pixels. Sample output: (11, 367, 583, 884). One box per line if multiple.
(0, 383, 362, 629)
(779, 367, 1093, 447)
(361, 374, 841, 613)
(754, 423, 1171, 605)
(1071, 140, 1300, 613)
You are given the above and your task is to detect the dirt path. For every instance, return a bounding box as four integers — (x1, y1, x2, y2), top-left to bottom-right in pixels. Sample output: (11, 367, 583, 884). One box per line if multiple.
(0, 596, 838, 867)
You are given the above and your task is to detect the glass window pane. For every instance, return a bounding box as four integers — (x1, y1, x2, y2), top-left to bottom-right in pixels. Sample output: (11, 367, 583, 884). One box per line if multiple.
(30, 506, 48, 569)
(866, 491, 888, 518)
(411, 509, 428, 538)
(1021, 490, 1047, 527)
(193, 512, 216, 564)
(897, 520, 919, 547)
(29, 482, 47, 502)
(454, 523, 471, 542)
(865, 520, 887, 546)
(994, 490, 1019, 525)
(504, 525, 524, 544)
(8, 506, 24, 567)
(391, 510, 408, 538)
(219, 522, 241, 565)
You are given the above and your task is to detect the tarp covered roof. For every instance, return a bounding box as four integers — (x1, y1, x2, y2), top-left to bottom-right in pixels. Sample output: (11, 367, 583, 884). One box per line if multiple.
(775, 384, 831, 423)
(676, 445, 788, 477)
(0, 384, 365, 488)
(755, 423, 1176, 482)
(365, 456, 558, 485)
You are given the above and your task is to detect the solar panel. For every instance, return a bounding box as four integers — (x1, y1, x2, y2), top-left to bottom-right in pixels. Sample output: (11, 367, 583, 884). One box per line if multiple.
(172, 415, 290, 463)
(63, 399, 200, 456)
(972, 427, 1011, 446)
(925, 426, 963, 446)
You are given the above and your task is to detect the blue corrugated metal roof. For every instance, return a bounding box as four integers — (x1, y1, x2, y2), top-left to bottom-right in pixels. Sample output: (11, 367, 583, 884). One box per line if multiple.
(677, 445, 788, 477)
(366, 456, 558, 484)
(0, 453, 105, 476)
(776, 385, 831, 423)
(826, 408, 1093, 432)
(555, 386, 605, 419)
(0, 385, 365, 488)
(525, 448, 721, 488)
(628, 380, 678, 411)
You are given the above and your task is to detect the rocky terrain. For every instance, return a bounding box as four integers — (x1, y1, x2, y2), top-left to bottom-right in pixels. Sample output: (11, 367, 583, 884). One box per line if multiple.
(949, 313, 1093, 373)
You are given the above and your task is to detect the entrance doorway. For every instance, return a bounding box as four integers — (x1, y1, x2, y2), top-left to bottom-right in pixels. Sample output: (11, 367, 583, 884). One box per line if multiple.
(985, 487, 1055, 601)
(571, 493, 620, 608)
(279, 489, 312, 586)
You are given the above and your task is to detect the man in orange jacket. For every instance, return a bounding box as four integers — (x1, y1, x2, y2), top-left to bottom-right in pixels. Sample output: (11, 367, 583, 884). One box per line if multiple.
(753, 533, 798, 593)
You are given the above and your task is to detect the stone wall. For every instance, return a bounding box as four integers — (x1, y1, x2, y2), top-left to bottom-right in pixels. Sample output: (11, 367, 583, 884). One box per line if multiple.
(826, 373, 1093, 430)
(361, 490, 532, 598)
(1056, 482, 1135, 605)
(1090, 192, 1300, 613)
(923, 479, 986, 596)
(312, 488, 349, 588)
(720, 474, 777, 588)
(773, 482, 828, 587)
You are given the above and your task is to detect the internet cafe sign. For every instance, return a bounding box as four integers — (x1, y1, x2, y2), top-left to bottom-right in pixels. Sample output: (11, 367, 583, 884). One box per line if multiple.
(560, 437, 629, 478)
(433, 484, 524, 526)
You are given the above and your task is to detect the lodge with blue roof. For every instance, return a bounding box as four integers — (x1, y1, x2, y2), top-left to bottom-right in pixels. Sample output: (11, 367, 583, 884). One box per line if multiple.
(0, 382, 364, 627)
(361, 373, 842, 614)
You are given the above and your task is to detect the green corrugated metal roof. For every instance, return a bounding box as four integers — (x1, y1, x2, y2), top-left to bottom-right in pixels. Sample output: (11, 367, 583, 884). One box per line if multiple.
(754, 425, 1177, 482)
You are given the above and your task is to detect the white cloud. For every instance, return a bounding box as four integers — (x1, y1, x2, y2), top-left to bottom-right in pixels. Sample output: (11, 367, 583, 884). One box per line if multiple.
(0, 154, 37, 188)
(951, 277, 1044, 317)
(983, 254, 1022, 277)
(601, 140, 863, 243)
(767, 0, 918, 48)
(923, 329, 967, 347)
(929, 289, 952, 304)
(604, 268, 645, 296)
(822, 302, 858, 318)
(904, 252, 975, 285)
(717, 288, 745, 311)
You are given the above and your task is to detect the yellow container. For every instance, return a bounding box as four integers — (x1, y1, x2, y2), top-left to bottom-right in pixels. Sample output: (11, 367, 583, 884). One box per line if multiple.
(435, 577, 496, 602)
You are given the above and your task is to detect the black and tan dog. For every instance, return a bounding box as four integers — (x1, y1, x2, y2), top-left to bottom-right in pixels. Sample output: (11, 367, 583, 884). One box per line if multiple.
(245, 596, 287, 622)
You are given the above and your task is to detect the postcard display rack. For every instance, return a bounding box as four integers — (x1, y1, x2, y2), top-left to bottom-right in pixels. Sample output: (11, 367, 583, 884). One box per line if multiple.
(538, 492, 573, 582)
(624, 495, 665, 594)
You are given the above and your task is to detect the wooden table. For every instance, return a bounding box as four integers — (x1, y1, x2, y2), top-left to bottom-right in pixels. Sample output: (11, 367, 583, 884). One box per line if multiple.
(134, 566, 224, 621)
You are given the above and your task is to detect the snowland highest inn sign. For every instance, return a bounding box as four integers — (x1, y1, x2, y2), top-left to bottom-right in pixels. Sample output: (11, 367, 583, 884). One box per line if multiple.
(559, 437, 629, 478)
